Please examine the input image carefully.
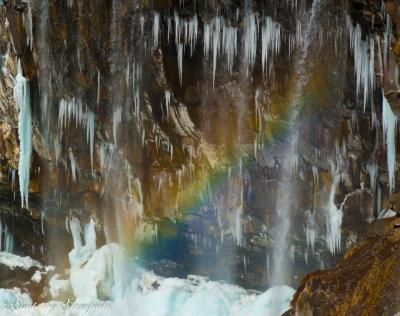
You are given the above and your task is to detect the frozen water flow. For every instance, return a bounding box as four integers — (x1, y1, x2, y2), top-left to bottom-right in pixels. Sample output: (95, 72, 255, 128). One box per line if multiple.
(382, 95, 397, 193)
(13, 61, 32, 209)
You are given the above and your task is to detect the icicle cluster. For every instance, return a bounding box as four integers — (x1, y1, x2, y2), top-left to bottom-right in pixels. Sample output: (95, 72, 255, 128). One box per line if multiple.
(261, 17, 282, 75)
(347, 16, 375, 111)
(58, 98, 96, 169)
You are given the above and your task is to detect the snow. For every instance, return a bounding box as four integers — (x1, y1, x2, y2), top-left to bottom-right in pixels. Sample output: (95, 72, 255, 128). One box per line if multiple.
(95, 273, 295, 316)
(378, 207, 397, 219)
(0, 252, 42, 270)
(382, 95, 397, 194)
(31, 270, 42, 283)
(13, 61, 32, 209)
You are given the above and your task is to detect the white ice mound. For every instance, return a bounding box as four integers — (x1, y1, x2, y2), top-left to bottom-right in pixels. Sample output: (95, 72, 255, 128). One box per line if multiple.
(95, 268, 295, 316)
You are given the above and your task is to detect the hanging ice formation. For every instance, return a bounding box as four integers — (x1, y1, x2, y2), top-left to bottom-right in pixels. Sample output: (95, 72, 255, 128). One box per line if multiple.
(69, 148, 78, 183)
(173, 12, 199, 85)
(153, 12, 160, 49)
(305, 210, 316, 253)
(86, 111, 95, 170)
(261, 17, 282, 75)
(113, 107, 122, 146)
(65, 217, 127, 303)
(0, 219, 15, 253)
(325, 162, 343, 255)
(243, 12, 258, 75)
(347, 18, 372, 110)
(13, 61, 32, 209)
(382, 95, 397, 194)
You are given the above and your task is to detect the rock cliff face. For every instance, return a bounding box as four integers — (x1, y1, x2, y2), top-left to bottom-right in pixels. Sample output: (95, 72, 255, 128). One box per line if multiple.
(0, 0, 400, 303)
(287, 216, 400, 316)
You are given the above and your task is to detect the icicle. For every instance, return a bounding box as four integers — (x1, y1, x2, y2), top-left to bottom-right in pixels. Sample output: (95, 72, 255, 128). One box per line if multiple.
(203, 22, 211, 56)
(243, 12, 258, 75)
(347, 18, 375, 110)
(165, 91, 171, 119)
(68, 217, 82, 252)
(69, 148, 78, 183)
(86, 111, 95, 171)
(366, 162, 378, 191)
(211, 17, 222, 88)
(312, 166, 319, 188)
(187, 14, 198, 56)
(261, 17, 282, 75)
(222, 23, 238, 73)
(113, 107, 122, 146)
(153, 12, 160, 49)
(97, 70, 101, 105)
(305, 210, 316, 253)
(24, 1, 33, 49)
(326, 163, 343, 255)
(290, 245, 295, 263)
(382, 95, 397, 193)
(177, 43, 184, 86)
(13, 61, 32, 209)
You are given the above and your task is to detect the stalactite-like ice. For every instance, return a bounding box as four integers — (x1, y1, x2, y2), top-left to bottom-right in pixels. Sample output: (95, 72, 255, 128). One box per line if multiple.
(382, 95, 397, 193)
(222, 24, 237, 73)
(113, 107, 122, 146)
(68, 148, 78, 183)
(243, 12, 258, 75)
(305, 210, 316, 253)
(261, 17, 282, 75)
(347, 17, 375, 110)
(153, 12, 160, 49)
(366, 162, 378, 191)
(165, 90, 171, 119)
(13, 61, 32, 209)
(177, 43, 184, 86)
(325, 163, 342, 255)
(86, 111, 95, 170)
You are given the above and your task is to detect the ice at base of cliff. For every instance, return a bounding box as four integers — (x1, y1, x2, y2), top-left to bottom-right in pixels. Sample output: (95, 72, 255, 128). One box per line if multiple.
(0, 246, 294, 316)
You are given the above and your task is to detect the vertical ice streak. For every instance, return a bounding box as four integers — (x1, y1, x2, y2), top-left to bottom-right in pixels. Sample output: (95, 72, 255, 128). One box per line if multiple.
(13, 61, 32, 209)
(261, 17, 282, 75)
(382, 95, 397, 194)
(113, 107, 122, 146)
(326, 164, 342, 255)
(243, 12, 257, 75)
(153, 12, 160, 49)
(86, 111, 95, 171)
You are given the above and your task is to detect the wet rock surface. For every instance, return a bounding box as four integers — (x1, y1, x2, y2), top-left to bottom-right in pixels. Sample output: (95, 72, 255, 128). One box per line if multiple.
(288, 216, 400, 316)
